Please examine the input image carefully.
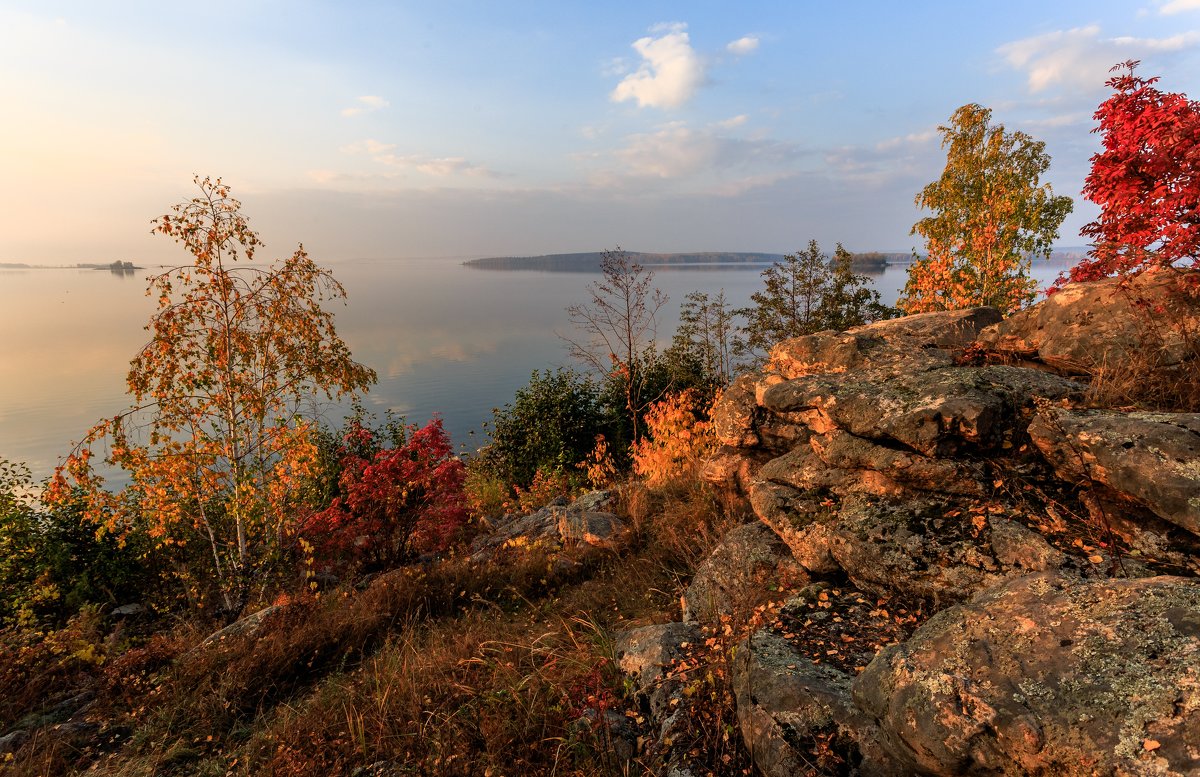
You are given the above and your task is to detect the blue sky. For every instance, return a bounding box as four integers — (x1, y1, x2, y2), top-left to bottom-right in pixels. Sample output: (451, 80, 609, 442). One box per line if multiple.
(3, 0, 1200, 262)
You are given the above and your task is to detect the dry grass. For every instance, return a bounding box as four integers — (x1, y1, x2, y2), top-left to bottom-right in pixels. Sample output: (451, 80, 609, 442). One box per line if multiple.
(1084, 345, 1200, 412)
(4, 477, 750, 776)
(1083, 281, 1200, 412)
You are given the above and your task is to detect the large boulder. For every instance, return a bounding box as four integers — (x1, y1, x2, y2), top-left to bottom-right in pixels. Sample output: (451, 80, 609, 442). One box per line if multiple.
(977, 268, 1200, 374)
(199, 604, 284, 648)
(710, 308, 1005, 453)
(849, 306, 1003, 349)
(761, 364, 1083, 458)
(748, 479, 842, 575)
(469, 490, 622, 561)
(767, 307, 1003, 381)
(615, 622, 699, 722)
(826, 497, 1067, 604)
(733, 630, 896, 777)
(682, 522, 807, 624)
(711, 373, 761, 448)
(1029, 409, 1200, 536)
(854, 573, 1200, 776)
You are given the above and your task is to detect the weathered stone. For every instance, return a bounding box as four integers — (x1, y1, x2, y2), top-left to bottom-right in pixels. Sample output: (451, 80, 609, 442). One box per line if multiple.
(615, 622, 699, 721)
(827, 497, 1066, 605)
(1029, 408, 1200, 536)
(711, 373, 761, 447)
(748, 480, 841, 575)
(756, 412, 813, 453)
(200, 604, 283, 648)
(809, 430, 984, 496)
(572, 489, 616, 512)
(977, 267, 1200, 374)
(700, 446, 763, 494)
(854, 574, 1200, 777)
(557, 510, 626, 548)
(851, 306, 1003, 349)
(765, 307, 1001, 381)
(734, 630, 896, 777)
(470, 490, 621, 561)
(988, 517, 1067, 572)
(471, 509, 559, 556)
(763, 365, 1083, 457)
(570, 708, 637, 767)
(755, 442, 904, 498)
(682, 522, 807, 624)
(0, 729, 29, 754)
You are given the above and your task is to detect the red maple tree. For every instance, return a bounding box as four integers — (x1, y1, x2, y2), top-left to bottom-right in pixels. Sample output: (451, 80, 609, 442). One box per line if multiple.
(1064, 61, 1200, 285)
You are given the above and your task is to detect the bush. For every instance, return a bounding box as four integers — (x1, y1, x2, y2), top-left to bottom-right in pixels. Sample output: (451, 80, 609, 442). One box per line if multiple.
(476, 368, 610, 490)
(631, 390, 717, 487)
(0, 459, 156, 627)
(297, 418, 467, 575)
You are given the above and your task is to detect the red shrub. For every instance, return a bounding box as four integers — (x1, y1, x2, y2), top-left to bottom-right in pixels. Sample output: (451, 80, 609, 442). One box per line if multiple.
(299, 419, 466, 573)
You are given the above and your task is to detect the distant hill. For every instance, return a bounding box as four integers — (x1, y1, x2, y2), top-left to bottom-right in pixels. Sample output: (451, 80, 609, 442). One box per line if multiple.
(463, 250, 900, 273)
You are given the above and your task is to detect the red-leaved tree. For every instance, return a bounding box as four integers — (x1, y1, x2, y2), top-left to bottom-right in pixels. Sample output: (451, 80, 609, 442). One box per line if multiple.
(298, 418, 467, 574)
(1065, 61, 1200, 285)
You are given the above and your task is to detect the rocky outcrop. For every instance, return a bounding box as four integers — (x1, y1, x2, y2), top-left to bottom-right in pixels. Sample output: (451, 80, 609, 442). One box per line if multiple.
(1029, 408, 1200, 536)
(665, 289, 1200, 775)
(615, 622, 699, 721)
(977, 267, 1200, 374)
(469, 490, 627, 562)
(760, 363, 1082, 458)
(826, 496, 1067, 604)
(733, 631, 896, 777)
(855, 573, 1200, 776)
(682, 521, 807, 623)
(199, 605, 284, 648)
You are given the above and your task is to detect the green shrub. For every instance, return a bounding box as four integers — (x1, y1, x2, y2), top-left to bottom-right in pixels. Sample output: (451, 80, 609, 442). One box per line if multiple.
(476, 368, 611, 489)
(0, 459, 156, 627)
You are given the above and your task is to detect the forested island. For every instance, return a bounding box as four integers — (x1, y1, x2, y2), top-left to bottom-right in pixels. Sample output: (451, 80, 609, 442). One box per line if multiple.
(464, 250, 903, 273)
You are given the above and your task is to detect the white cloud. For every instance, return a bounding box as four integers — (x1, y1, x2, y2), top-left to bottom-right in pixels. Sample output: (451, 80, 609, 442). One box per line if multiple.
(413, 157, 492, 177)
(338, 140, 494, 179)
(588, 122, 801, 193)
(825, 130, 941, 186)
(340, 138, 396, 155)
(874, 130, 937, 152)
(998, 26, 1200, 93)
(726, 35, 759, 56)
(611, 23, 705, 109)
(601, 57, 629, 77)
(714, 114, 749, 130)
(1160, 0, 1200, 13)
(613, 123, 718, 178)
(341, 94, 390, 117)
(1020, 112, 1090, 129)
(1110, 32, 1200, 50)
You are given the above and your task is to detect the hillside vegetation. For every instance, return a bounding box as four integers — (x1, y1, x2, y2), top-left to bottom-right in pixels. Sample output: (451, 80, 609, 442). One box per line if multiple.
(5, 64, 1200, 775)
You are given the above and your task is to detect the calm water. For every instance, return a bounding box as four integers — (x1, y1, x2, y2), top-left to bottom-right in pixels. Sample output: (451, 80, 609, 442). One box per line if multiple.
(0, 258, 1071, 481)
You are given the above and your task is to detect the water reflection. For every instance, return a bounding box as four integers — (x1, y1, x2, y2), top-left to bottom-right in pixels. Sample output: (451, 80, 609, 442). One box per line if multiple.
(1, 257, 1074, 481)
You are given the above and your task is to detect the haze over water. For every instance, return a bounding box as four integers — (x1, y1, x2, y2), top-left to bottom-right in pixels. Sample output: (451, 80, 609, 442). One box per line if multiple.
(0, 259, 1073, 482)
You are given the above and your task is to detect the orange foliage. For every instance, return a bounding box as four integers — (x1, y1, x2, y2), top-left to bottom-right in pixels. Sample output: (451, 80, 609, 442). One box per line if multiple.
(48, 177, 375, 615)
(512, 467, 572, 513)
(577, 434, 618, 489)
(631, 389, 716, 487)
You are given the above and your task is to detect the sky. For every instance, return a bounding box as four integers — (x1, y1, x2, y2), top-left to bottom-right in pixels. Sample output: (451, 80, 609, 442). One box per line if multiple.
(3, 0, 1200, 264)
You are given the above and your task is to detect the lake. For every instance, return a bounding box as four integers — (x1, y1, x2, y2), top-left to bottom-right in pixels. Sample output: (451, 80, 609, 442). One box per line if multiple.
(0, 257, 1072, 481)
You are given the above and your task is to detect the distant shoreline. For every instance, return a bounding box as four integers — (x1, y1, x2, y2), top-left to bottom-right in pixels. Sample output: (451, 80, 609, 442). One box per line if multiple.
(0, 261, 145, 271)
(463, 250, 904, 273)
